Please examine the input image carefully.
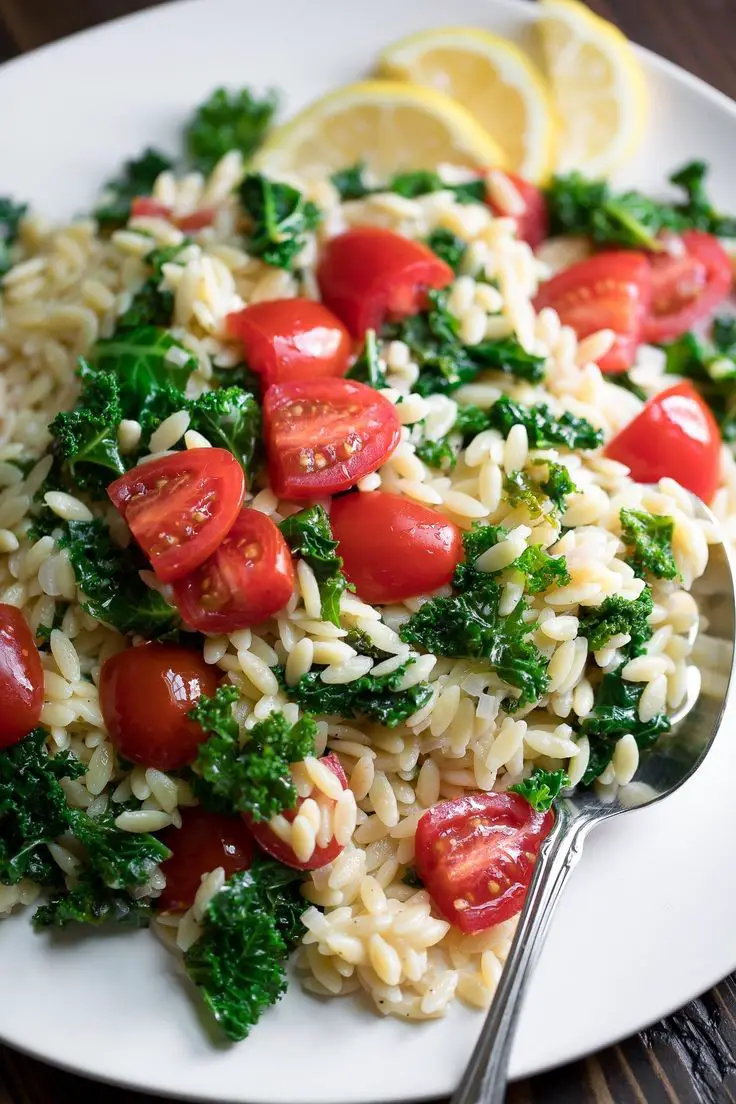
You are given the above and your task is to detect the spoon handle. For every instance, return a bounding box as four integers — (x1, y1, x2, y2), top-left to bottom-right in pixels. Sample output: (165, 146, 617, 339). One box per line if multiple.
(450, 804, 590, 1104)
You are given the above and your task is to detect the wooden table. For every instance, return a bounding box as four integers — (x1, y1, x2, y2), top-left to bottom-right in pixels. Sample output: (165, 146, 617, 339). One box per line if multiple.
(1, 1, 736, 1101)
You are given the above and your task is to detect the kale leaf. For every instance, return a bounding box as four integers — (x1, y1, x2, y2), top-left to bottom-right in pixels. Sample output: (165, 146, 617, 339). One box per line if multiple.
(0, 197, 27, 276)
(346, 329, 387, 389)
(186, 387, 261, 480)
(425, 228, 468, 272)
(49, 370, 125, 496)
(662, 321, 736, 441)
(330, 163, 373, 201)
(511, 545, 571, 594)
(580, 668, 671, 785)
(115, 277, 174, 330)
(91, 325, 196, 427)
(191, 688, 316, 821)
(238, 174, 321, 269)
(279, 663, 432, 728)
(620, 508, 679, 580)
(279, 505, 347, 626)
(94, 148, 173, 230)
(577, 587, 654, 656)
(415, 404, 492, 472)
(486, 395, 603, 450)
(32, 873, 153, 930)
(185, 87, 278, 174)
(68, 807, 170, 889)
(388, 171, 486, 205)
(541, 461, 578, 510)
(504, 470, 546, 517)
(510, 767, 569, 811)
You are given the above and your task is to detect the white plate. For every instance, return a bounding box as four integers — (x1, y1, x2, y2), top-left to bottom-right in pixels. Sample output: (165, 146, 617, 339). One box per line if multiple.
(2, 1, 736, 1100)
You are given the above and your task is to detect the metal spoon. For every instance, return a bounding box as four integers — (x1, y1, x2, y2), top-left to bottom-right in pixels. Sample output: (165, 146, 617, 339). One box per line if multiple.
(452, 495, 736, 1104)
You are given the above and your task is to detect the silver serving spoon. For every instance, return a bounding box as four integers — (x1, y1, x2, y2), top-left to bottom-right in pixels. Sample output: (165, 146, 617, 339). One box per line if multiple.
(452, 495, 736, 1104)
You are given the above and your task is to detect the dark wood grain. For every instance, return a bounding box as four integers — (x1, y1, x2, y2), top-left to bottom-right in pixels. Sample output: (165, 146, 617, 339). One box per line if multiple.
(1, 2, 735, 1102)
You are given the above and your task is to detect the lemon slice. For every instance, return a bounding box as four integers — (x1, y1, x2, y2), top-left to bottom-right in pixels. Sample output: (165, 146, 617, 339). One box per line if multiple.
(377, 26, 557, 184)
(252, 80, 506, 179)
(538, 0, 647, 176)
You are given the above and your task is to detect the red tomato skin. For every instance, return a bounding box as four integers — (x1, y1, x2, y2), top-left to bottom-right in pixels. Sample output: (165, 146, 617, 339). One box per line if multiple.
(99, 643, 221, 771)
(415, 792, 553, 934)
(226, 298, 351, 389)
(264, 378, 401, 500)
(534, 251, 651, 373)
(486, 171, 549, 249)
(158, 807, 254, 912)
(172, 508, 295, 633)
(317, 227, 453, 337)
(107, 448, 245, 583)
(246, 754, 348, 871)
(0, 604, 43, 749)
(177, 208, 216, 231)
(330, 491, 463, 604)
(131, 197, 172, 220)
(605, 381, 721, 503)
(642, 231, 733, 343)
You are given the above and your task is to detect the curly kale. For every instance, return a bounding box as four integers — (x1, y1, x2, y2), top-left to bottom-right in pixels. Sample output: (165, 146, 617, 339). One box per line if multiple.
(191, 688, 316, 821)
(510, 767, 569, 812)
(49, 370, 125, 496)
(329, 164, 486, 207)
(279, 663, 432, 728)
(185, 387, 261, 480)
(620, 508, 679, 581)
(0, 197, 27, 276)
(183, 860, 305, 1042)
(415, 404, 492, 472)
(346, 329, 387, 389)
(185, 87, 278, 174)
(91, 324, 196, 427)
(238, 174, 321, 269)
(486, 395, 604, 450)
(279, 505, 347, 626)
(115, 277, 174, 330)
(330, 163, 373, 201)
(580, 668, 671, 785)
(662, 320, 736, 441)
(540, 462, 578, 511)
(94, 148, 173, 230)
(425, 228, 468, 272)
(577, 587, 654, 657)
(504, 470, 546, 517)
(512, 545, 571, 595)
(456, 525, 569, 597)
(32, 873, 153, 930)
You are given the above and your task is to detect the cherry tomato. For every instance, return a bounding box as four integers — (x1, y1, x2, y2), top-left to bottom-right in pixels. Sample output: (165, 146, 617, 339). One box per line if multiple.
(0, 604, 43, 749)
(99, 643, 221, 771)
(107, 449, 245, 583)
(317, 226, 453, 337)
(226, 298, 351, 389)
(534, 251, 652, 373)
(246, 753, 348, 871)
(642, 231, 732, 343)
(130, 198, 215, 232)
(158, 807, 254, 912)
(415, 792, 553, 933)
(177, 208, 216, 231)
(486, 171, 549, 249)
(330, 491, 463, 604)
(263, 378, 401, 500)
(605, 381, 721, 503)
(172, 508, 295, 632)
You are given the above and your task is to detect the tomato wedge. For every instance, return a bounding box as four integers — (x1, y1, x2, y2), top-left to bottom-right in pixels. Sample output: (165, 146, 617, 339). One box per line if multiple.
(107, 449, 245, 583)
(263, 378, 401, 500)
(158, 807, 254, 912)
(172, 508, 295, 632)
(642, 231, 732, 343)
(330, 491, 462, 604)
(317, 226, 453, 337)
(131, 197, 215, 231)
(99, 643, 221, 771)
(534, 251, 652, 373)
(246, 753, 348, 871)
(0, 604, 43, 749)
(415, 792, 553, 933)
(226, 298, 351, 389)
(486, 171, 549, 250)
(605, 381, 721, 503)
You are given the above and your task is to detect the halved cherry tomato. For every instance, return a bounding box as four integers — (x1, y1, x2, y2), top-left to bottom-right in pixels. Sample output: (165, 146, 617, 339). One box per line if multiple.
(130, 197, 215, 232)
(642, 230, 732, 343)
(534, 251, 652, 373)
(158, 807, 254, 912)
(486, 171, 549, 250)
(177, 207, 216, 231)
(246, 753, 348, 871)
(264, 378, 401, 500)
(107, 449, 245, 583)
(0, 604, 43, 749)
(330, 491, 463, 604)
(317, 226, 453, 337)
(415, 792, 553, 933)
(605, 381, 721, 503)
(172, 508, 295, 632)
(226, 298, 351, 389)
(99, 642, 220, 771)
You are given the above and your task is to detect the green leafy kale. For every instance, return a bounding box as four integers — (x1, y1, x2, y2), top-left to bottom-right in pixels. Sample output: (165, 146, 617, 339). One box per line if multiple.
(91, 325, 196, 428)
(185, 87, 278, 174)
(32, 873, 152, 930)
(456, 525, 569, 596)
(486, 395, 603, 450)
(49, 370, 125, 496)
(94, 148, 173, 230)
(279, 505, 347, 626)
(388, 171, 486, 205)
(577, 587, 654, 656)
(504, 470, 545, 517)
(186, 387, 261, 480)
(238, 174, 321, 269)
(580, 668, 671, 784)
(402, 866, 424, 888)
(116, 278, 174, 330)
(59, 519, 179, 637)
(346, 329, 387, 389)
(68, 806, 170, 889)
(425, 228, 468, 272)
(0, 197, 27, 276)
(183, 860, 304, 1042)
(191, 688, 316, 821)
(510, 767, 569, 811)
(415, 404, 492, 472)
(620, 508, 679, 581)
(330, 162, 373, 201)
(662, 320, 736, 441)
(279, 662, 432, 728)
(511, 545, 571, 595)
(384, 290, 545, 397)
(541, 461, 578, 510)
